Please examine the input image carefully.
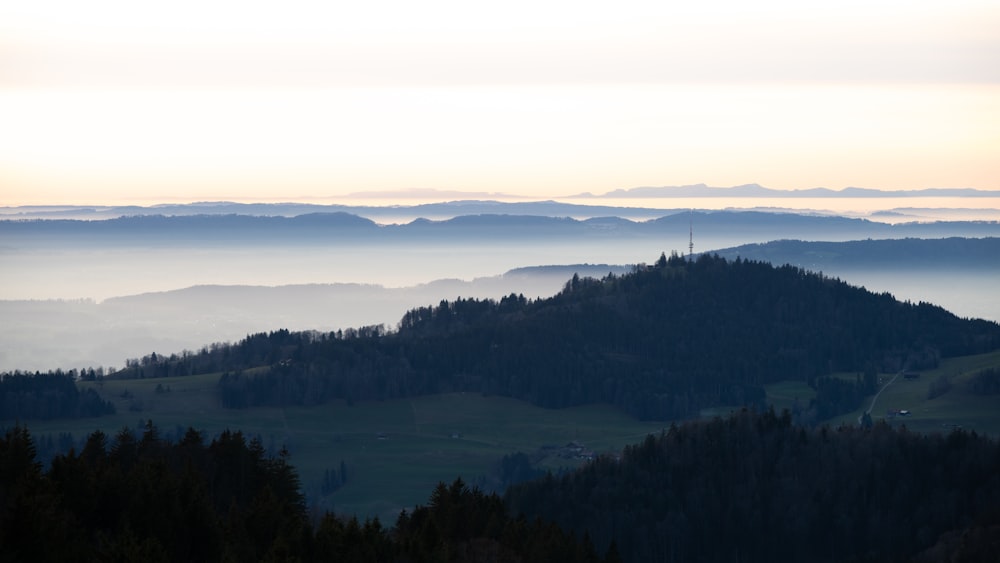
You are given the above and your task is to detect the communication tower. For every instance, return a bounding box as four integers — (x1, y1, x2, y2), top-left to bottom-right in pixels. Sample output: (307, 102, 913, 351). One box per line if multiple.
(688, 214, 694, 262)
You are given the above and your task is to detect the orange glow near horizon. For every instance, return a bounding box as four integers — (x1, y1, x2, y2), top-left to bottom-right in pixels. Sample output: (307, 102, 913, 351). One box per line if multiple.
(2, 2, 998, 207)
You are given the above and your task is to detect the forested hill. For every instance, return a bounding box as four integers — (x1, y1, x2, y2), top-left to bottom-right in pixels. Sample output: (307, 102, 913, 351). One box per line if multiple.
(116, 254, 1000, 421)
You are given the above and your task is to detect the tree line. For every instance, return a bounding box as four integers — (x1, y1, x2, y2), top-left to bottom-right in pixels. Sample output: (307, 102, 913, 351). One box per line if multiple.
(0, 370, 115, 420)
(967, 367, 1000, 395)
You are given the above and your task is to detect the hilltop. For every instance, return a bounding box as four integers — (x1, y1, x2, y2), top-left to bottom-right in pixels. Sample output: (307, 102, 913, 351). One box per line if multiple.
(110, 253, 1000, 422)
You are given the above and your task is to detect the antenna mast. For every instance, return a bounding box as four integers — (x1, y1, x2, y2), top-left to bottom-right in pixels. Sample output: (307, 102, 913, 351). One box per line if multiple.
(688, 213, 694, 261)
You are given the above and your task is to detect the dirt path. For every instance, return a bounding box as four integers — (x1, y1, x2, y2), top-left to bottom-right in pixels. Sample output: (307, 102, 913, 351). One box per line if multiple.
(858, 371, 902, 424)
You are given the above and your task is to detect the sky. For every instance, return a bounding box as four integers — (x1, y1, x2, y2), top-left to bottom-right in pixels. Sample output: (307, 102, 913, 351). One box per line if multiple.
(1, 0, 998, 206)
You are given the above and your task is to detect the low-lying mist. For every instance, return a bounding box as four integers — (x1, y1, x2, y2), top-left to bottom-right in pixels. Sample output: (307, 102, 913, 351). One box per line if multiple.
(1, 240, 665, 302)
(2, 262, 996, 374)
(3, 211, 997, 373)
(0, 265, 628, 372)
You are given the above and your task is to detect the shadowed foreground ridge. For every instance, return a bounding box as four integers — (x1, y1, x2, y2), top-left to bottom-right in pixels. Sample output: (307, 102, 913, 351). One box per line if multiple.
(505, 408, 1000, 563)
(4, 412, 999, 562)
(0, 423, 618, 562)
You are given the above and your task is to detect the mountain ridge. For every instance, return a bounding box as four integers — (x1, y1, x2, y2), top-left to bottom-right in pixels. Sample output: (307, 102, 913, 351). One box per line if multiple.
(585, 183, 1000, 198)
(4, 185, 999, 221)
(4, 211, 999, 247)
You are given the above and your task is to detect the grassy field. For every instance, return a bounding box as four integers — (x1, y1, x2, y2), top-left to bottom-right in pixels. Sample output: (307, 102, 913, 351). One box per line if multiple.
(828, 350, 1000, 434)
(760, 351, 1000, 435)
(25, 375, 665, 522)
(762, 379, 816, 414)
(15, 349, 1000, 521)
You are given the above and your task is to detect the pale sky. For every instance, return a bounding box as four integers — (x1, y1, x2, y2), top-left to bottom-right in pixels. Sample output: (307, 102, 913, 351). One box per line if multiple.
(1, 0, 998, 206)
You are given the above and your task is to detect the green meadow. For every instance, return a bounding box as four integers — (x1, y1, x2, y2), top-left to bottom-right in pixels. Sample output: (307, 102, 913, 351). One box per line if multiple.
(830, 349, 1000, 435)
(16, 349, 1000, 521)
(762, 379, 816, 414)
(27, 374, 665, 521)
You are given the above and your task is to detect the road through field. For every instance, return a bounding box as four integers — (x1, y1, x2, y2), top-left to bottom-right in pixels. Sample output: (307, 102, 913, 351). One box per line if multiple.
(859, 371, 903, 424)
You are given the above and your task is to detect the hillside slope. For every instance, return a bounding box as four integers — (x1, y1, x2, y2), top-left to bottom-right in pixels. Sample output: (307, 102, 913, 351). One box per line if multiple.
(117, 254, 1000, 421)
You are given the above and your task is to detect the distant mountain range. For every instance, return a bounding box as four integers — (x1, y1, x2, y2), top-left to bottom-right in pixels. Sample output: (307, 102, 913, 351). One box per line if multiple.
(0, 201, 680, 222)
(3, 185, 999, 221)
(579, 183, 1000, 198)
(3, 210, 999, 249)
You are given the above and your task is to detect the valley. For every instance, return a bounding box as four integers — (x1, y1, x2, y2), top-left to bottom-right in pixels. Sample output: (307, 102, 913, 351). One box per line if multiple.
(3, 203, 1000, 561)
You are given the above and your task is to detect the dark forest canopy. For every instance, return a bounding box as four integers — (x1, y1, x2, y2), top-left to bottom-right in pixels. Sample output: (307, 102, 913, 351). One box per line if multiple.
(0, 370, 115, 420)
(0, 422, 308, 561)
(105, 254, 1000, 423)
(4, 413, 999, 562)
(0, 423, 616, 562)
(504, 408, 1000, 563)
